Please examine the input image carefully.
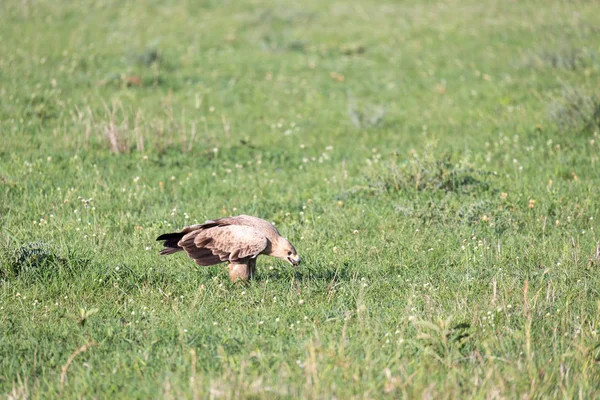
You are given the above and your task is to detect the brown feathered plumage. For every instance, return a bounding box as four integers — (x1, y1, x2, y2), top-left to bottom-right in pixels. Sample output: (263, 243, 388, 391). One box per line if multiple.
(156, 215, 300, 281)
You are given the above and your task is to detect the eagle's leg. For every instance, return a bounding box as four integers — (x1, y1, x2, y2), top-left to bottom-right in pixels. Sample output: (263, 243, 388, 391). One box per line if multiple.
(228, 258, 257, 282)
(248, 258, 257, 279)
(229, 262, 250, 282)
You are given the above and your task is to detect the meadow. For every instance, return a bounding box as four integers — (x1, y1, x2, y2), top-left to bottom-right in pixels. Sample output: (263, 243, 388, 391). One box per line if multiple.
(1, 0, 600, 398)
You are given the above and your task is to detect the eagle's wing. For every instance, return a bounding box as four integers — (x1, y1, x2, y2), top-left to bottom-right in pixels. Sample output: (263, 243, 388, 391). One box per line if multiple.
(204, 215, 280, 237)
(178, 225, 268, 266)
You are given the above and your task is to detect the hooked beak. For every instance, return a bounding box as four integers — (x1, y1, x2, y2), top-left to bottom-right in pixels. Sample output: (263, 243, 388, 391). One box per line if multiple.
(287, 255, 301, 267)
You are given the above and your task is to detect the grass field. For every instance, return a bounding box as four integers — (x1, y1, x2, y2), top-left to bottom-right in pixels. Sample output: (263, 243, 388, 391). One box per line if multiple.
(1, 0, 600, 398)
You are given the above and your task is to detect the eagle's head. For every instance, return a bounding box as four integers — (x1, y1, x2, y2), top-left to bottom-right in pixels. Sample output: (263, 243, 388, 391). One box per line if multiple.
(271, 237, 301, 267)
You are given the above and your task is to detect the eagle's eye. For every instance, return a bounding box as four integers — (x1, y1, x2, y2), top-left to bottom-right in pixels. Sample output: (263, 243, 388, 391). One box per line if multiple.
(287, 251, 292, 256)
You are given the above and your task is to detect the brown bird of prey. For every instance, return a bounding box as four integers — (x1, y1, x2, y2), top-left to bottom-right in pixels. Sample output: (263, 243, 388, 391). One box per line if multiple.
(157, 215, 301, 281)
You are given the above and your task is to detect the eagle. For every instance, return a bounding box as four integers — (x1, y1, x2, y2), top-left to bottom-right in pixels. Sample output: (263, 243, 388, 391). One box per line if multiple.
(156, 215, 301, 281)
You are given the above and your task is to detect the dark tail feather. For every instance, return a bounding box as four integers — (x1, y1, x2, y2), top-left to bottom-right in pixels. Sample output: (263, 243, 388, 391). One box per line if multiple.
(156, 232, 185, 255)
(156, 232, 184, 242)
(160, 247, 183, 255)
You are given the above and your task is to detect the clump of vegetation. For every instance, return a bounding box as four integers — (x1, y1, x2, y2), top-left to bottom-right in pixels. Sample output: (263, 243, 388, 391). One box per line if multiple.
(260, 35, 308, 53)
(524, 47, 598, 70)
(2, 242, 61, 280)
(353, 147, 500, 226)
(10, 242, 58, 273)
(548, 85, 600, 134)
(2, 242, 88, 282)
(347, 96, 386, 129)
(366, 148, 494, 196)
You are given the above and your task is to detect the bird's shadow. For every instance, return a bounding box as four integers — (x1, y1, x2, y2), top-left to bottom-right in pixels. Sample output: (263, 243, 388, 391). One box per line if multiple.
(253, 261, 353, 284)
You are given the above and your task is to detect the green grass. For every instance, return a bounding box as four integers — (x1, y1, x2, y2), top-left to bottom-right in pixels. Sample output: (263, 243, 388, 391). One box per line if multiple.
(1, 0, 600, 398)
